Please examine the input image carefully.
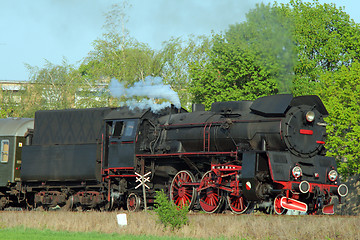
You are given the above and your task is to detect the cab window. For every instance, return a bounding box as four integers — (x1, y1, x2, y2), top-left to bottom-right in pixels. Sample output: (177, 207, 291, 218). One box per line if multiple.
(124, 120, 135, 137)
(112, 121, 124, 137)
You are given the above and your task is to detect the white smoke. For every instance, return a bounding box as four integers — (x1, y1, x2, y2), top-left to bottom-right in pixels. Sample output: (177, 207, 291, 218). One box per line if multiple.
(109, 76, 181, 112)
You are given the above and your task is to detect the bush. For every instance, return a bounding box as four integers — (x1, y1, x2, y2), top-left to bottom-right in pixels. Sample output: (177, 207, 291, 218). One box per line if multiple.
(153, 190, 189, 230)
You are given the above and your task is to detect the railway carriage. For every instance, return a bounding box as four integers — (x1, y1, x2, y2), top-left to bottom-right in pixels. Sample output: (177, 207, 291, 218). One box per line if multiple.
(0, 118, 33, 209)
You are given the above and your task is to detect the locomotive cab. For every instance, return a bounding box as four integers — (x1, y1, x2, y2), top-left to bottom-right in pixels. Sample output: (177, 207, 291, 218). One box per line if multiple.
(105, 119, 139, 168)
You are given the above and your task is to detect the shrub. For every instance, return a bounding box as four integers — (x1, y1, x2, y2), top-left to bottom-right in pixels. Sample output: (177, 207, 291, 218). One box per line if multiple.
(153, 190, 189, 230)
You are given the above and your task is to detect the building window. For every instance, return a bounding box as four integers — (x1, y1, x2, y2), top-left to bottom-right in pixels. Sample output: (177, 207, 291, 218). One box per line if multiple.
(1, 140, 9, 163)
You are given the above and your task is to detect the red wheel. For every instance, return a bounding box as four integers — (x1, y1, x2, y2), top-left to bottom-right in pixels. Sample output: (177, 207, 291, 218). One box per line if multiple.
(274, 195, 286, 215)
(127, 193, 141, 212)
(198, 171, 224, 213)
(227, 194, 250, 214)
(170, 170, 196, 209)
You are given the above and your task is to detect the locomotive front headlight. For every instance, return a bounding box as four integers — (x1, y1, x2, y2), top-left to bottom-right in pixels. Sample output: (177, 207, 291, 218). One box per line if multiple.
(305, 111, 315, 122)
(328, 170, 338, 181)
(292, 166, 302, 179)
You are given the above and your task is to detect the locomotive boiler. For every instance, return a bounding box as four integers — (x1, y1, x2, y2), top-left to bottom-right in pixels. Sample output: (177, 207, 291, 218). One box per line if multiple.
(0, 94, 348, 214)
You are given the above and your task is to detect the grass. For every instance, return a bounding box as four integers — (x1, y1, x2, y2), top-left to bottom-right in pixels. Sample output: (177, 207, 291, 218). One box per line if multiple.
(0, 211, 359, 239)
(0, 227, 195, 240)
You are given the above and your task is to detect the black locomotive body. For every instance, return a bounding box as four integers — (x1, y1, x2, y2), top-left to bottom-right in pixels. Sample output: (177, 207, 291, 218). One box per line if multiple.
(0, 94, 348, 214)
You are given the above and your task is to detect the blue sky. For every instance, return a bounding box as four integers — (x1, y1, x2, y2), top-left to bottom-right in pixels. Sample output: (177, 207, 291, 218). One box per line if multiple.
(0, 0, 359, 80)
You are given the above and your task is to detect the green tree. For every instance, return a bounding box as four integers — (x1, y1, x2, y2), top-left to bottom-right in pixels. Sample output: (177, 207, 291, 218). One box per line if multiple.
(80, 39, 162, 86)
(218, 0, 360, 97)
(0, 87, 18, 118)
(316, 62, 360, 177)
(4, 59, 108, 118)
(189, 33, 279, 109)
(78, 3, 163, 98)
(154, 190, 189, 231)
(188, 3, 295, 108)
(225, 3, 296, 94)
(159, 35, 211, 109)
(0, 104, 14, 118)
(276, 0, 360, 95)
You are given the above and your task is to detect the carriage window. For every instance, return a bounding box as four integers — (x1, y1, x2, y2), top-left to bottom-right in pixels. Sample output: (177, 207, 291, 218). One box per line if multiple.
(124, 121, 135, 137)
(1, 140, 9, 163)
(112, 121, 124, 137)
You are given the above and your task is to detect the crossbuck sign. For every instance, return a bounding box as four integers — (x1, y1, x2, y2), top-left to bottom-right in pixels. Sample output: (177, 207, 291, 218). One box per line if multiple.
(135, 171, 151, 189)
(134, 171, 151, 211)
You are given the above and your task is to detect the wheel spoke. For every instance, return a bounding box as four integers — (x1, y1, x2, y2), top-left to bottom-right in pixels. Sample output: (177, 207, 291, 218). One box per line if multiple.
(127, 193, 141, 212)
(170, 170, 196, 209)
(227, 194, 249, 214)
(199, 171, 223, 213)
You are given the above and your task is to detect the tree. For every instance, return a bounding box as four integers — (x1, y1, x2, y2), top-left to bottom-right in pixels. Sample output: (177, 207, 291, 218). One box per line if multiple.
(20, 59, 101, 117)
(78, 3, 163, 98)
(276, 0, 360, 95)
(159, 35, 211, 109)
(225, 3, 296, 94)
(316, 62, 360, 177)
(0, 86, 19, 118)
(154, 190, 189, 230)
(1, 59, 108, 118)
(191, 0, 360, 101)
(189, 34, 279, 109)
(80, 39, 163, 87)
(188, 3, 297, 108)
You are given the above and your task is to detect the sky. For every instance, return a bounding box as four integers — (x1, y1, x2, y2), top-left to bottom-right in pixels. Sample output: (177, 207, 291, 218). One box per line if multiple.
(0, 0, 359, 81)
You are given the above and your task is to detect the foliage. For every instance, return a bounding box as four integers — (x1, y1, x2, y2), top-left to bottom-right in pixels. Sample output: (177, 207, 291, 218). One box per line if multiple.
(225, 3, 296, 94)
(24, 59, 109, 117)
(188, 3, 297, 108)
(316, 62, 360, 177)
(189, 33, 278, 109)
(79, 40, 162, 87)
(0, 90, 16, 118)
(153, 190, 189, 231)
(26, 59, 80, 111)
(190, 0, 360, 103)
(276, 0, 360, 96)
(0, 59, 111, 118)
(0, 108, 12, 118)
(159, 35, 211, 109)
(78, 3, 163, 97)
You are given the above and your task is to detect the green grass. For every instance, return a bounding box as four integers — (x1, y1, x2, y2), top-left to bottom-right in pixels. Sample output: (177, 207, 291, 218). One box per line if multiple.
(0, 227, 199, 240)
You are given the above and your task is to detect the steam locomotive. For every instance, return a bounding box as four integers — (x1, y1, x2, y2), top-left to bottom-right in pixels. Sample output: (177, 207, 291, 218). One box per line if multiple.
(0, 94, 348, 214)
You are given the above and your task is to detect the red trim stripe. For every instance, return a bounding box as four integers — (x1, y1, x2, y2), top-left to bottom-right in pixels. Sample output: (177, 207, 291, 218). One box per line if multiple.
(300, 129, 313, 135)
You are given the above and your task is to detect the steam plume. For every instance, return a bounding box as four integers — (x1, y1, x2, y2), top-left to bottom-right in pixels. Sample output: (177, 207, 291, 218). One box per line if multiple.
(109, 76, 181, 112)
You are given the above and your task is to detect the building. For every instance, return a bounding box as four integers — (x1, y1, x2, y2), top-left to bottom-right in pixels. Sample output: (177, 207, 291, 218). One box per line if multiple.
(0, 80, 109, 108)
(0, 80, 28, 103)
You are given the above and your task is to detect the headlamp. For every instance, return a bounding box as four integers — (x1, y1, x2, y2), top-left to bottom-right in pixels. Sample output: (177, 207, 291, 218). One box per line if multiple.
(305, 111, 315, 122)
(328, 170, 338, 181)
(292, 166, 302, 179)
